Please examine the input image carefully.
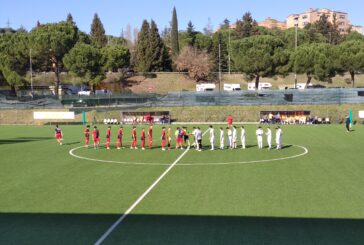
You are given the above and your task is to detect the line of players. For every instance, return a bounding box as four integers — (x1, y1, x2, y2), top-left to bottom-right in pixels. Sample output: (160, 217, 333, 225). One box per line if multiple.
(80, 124, 283, 150)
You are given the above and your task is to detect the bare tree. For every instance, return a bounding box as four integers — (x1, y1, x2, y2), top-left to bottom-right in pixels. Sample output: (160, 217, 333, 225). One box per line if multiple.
(174, 46, 210, 81)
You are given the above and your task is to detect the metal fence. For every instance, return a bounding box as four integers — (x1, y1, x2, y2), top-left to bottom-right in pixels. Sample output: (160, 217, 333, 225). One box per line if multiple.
(1, 88, 364, 109)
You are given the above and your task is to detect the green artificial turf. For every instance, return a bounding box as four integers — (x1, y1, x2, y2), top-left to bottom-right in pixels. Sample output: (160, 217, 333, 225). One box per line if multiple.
(0, 124, 363, 244)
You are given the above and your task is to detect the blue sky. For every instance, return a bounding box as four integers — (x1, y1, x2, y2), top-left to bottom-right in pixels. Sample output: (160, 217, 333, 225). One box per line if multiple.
(1, 0, 363, 36)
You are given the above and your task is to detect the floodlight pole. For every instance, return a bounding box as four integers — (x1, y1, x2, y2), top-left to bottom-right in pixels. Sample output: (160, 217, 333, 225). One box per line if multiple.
(294, 17, 298, 89)
(228, 27, 231, 75)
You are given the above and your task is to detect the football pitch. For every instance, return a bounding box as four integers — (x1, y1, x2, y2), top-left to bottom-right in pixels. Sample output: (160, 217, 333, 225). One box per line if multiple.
(0, 124, 364, 244)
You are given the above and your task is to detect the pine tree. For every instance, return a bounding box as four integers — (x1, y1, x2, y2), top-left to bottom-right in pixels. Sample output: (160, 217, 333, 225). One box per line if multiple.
(210, 32, 228, 72)
(133, 20, 152, 72)
(171, 7, 179, 56)
(236, 12, 257, 38)
(186, 21, 196, 46)
(149, 20, 171, 71)
(66, 13, 74, 25)
(90, 13, 107, 48)
(220, 18, 230, 30)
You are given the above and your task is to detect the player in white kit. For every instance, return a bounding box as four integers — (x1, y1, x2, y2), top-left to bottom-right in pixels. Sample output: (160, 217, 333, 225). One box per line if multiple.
(275, 126, 282, 150)
(256, 126, 264, 149)
(240, 126, 246, 149)
(209, 125, 215, 150)
(227, 127, 233, 149)
(265, 127, 272, 149)
(232, 126, 237, 149)
(219, 127, 224, 150)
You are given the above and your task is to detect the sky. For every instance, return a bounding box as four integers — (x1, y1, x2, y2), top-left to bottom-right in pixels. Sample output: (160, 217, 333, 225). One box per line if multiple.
(1, 0, 363, 37)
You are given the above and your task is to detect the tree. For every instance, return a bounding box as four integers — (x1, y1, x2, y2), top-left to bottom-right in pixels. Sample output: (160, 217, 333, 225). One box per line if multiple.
(220, 18, 230, 30)
(203, 18, 214, 37)
(186, 21, 197, 46)
(335, 40, 364, 87)
(0, 32, 29, 95)
(194, 33, 213, 52)
(101, 45, 130, 72)
(174, 46, 210, 81)
(171, 7, 179, 56)
(90, 13, 107, 48)
(235, 12, 258, 38)
(231, 35, 286, 87)
(291, 43, 336, 84)
(30, 21, 78, 96)
(133, 20, 151, 72)
(313, 14, 340, 44)
(210, 31, 228, 72)
(149, 20, 171, 71)
(66, 13, 75, 25)
(63, 43, 104, 91)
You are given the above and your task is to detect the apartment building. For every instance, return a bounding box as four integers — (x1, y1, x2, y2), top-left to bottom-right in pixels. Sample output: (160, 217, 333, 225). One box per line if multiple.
(286, 8, 361, 34)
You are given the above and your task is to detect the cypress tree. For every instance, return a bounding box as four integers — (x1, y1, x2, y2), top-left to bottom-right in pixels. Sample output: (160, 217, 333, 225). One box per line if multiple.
(186, 21, 196, 46)
(66, 13, 74, 25)
(134, 20, 152, 72)
(90, 13, 107, 48)
(171, 7, 179, 56)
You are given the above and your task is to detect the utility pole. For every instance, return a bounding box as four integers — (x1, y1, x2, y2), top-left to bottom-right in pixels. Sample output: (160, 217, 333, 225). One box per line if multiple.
(228, 27, 231, 75)
(218, 42, 221, 92)
(30, 48, 34, 98)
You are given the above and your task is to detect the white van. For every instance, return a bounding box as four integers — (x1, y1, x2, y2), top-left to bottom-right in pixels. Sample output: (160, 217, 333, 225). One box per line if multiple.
(223, 83, 241, 91)
(247, 82, 272, 91)
(196, 83, 216, 92)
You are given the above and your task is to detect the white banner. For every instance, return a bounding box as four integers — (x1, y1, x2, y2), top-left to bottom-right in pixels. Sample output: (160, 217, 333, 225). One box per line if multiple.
(359, 111, 364, 119)
(34, 111, 75, 120)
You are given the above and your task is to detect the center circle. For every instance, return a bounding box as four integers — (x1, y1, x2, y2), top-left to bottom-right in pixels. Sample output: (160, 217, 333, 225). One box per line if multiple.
(69, 144, 308, 166)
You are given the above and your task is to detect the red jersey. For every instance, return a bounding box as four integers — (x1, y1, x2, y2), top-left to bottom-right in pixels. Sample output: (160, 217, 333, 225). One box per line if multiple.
(106, 128, 111, 139)
(93, 129, 99, 139)
(161, 130, 166, 140)
(117, 129, 123, 139)
(227, 115, 233, 125)
(148, 128, 153, 138)
(84, 128, 90, 138)
(132, 129, 136, 140)
(141, 131, 146, 140)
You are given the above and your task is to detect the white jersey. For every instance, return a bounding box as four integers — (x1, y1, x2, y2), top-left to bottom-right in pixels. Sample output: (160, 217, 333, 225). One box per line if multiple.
(220, 129, 224, 141)
(209, 128, 215, 140)
(197, 129, 202, 140)
(266, 128, 272, 138)
(256, 128, 263, 137)
(241, 128, 245, 138)
(227, 129, 232, 137)
(232, 128, 237, 141)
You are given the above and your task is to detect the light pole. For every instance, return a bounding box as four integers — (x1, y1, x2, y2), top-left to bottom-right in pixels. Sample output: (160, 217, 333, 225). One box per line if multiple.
(29, 48, 34, 97)
(218, 41, 221, 92)
(228, 26, 231, 75)
(294, 16, 298, 89)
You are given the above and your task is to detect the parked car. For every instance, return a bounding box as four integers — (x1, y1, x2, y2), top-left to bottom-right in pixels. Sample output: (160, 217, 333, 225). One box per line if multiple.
(223, 83, 241, 91)
(78, 89, 92, 96)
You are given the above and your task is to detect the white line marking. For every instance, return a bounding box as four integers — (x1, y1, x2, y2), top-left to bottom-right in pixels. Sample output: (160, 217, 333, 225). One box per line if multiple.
(69, 145, 308, 166)
(93, 129, 209, 245)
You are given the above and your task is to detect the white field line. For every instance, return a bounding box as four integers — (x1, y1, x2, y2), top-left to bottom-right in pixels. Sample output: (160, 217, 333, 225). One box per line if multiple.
(93, 129, 209, 245)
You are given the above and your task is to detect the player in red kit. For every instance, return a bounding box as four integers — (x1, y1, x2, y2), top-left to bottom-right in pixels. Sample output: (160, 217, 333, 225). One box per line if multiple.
(227, 115, 233, 126)
(131, 126, 137, 149)
(54, 124, 63, 145)
(106, 126, 111, 150)
(84, 125, 90, 148)
(93, 126, 100, 149)
(141, 128, 146, 150)
(148, 125, 153, 149)
(116, 126, 123, 149)
(161, 127, 166, 151)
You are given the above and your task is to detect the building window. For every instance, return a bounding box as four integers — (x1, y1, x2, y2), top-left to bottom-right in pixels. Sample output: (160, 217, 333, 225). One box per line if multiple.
(340, 15, 346, 19)
(303, 22, 308, 26)
(302, 15, 308, 19)
(339, 22, 345, 26)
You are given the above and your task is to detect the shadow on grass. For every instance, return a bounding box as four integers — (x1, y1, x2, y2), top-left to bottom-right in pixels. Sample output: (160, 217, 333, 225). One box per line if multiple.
(0, 137, 53, 145)
(63, 141, 80, 146)
(0, 213, 363, 245)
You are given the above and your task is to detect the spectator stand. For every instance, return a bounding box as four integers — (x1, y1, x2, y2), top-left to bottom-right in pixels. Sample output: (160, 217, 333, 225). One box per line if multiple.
(121, 111, 170, 125)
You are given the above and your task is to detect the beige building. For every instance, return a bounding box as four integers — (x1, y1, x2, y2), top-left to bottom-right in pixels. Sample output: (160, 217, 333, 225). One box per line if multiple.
(287, 8, 362, 34)
(258, 17, 286, 30)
